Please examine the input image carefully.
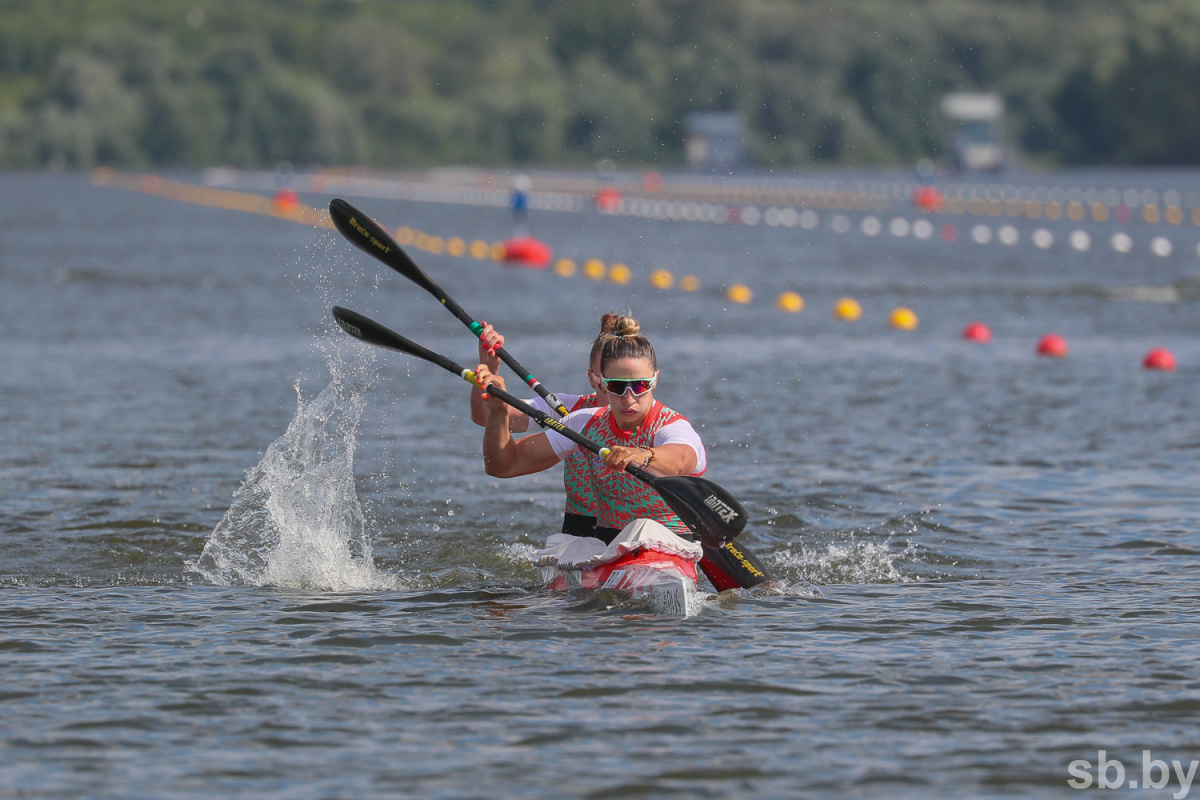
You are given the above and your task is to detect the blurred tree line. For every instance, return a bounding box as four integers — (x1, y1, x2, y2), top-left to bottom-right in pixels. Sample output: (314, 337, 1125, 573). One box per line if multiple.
(0, 0, 1196, 170)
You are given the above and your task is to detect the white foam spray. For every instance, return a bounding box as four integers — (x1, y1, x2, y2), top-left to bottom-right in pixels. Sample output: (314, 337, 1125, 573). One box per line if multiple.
(188, 253, 401, 594)
(772, 538, 910, 585)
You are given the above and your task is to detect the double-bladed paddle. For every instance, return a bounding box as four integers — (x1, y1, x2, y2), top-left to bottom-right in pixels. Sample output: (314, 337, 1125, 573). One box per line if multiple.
(331, 306, 749, 550)
(328, 198, 570, 418)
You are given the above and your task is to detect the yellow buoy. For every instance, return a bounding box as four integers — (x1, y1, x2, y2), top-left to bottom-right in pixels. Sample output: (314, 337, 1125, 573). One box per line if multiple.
(776, 291, 805, 313)
(446, 237, 466, 257)
(679, 275, 701, 292)
(583, 259, 606, 280)
(469, 239, 490, 259)
(609, 263, 632, 285)
(649, 269, 674, 290)
(490, 242, 506, 261)
(725, 284, 753, 304)
(889, 306, 919, 330)
(554, 258, 576, 277)
(394, 226, 415, 246)
(426, 235, 445, 255)
(834, 297, 862, 321)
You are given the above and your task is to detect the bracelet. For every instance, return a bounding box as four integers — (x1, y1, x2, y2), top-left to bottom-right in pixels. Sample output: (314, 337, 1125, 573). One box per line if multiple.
(640, 447, 655, 468)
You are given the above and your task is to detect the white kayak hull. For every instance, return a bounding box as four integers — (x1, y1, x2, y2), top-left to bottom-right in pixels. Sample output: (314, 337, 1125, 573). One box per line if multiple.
(536, 520, 706, 618)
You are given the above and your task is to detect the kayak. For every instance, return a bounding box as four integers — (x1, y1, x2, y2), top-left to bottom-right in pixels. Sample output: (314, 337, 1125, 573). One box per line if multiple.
(535, 519, 705, 617)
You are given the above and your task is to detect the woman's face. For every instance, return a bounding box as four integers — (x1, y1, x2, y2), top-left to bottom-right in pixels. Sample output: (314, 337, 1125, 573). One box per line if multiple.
(601, 356, 658, 430)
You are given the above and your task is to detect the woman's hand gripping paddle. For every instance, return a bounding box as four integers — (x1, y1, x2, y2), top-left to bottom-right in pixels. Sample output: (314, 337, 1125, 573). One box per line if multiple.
(328, 198, 569, 417)
(330, 306, 751, 552)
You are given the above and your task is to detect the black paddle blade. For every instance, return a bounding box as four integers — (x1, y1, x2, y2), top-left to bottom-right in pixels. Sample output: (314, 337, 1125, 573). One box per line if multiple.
(328, 198, 438, 295)
(331, 306, 459, 374)
(653, 475, 747, 548)
(700, 541, 772, 591)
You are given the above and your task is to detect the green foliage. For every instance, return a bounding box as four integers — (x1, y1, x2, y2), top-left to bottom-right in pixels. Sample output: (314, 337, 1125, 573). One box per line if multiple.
(1052, 2, 1200, 164)
(0, 0, 1193, 168)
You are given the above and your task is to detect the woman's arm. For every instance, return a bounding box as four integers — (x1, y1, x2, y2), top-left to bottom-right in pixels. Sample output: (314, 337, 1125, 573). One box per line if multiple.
(637, 418, 705, 476)
(632, 443, 697, 477)
(479, 370, 561, 478)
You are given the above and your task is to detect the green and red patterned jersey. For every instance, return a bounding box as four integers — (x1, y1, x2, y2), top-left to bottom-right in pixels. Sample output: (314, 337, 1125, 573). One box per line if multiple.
(544, 401, 707, 537)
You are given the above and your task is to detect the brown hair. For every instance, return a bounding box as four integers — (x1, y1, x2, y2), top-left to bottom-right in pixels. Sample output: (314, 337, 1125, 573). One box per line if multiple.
(591, 312, 657, 374)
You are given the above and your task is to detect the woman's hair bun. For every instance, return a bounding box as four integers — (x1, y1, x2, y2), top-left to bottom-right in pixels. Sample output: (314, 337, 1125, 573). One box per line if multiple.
(599, 312, 640, 338)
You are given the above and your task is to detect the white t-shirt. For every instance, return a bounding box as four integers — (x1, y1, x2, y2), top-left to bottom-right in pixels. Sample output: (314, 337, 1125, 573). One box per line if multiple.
(543, 406, 707, 475)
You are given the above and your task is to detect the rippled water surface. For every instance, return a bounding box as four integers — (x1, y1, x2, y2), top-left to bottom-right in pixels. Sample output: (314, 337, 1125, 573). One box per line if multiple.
(2, 171, 1199, 798)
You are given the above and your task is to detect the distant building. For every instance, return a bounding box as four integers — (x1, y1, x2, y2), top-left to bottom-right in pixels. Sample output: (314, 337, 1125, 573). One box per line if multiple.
(684, 112, 746, 172)
(941, 93, 1005, 172)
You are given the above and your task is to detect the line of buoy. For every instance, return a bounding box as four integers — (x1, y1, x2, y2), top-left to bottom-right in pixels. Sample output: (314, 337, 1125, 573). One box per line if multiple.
(96, 170, 1182, 373)
(608, 199, 1197, 259)
(366, 192, 1187, 374)
(968, 329, 1176, 369)
(92, 168, 331, 227)
(107, 169, 1200, 263)
(307, 168, 1200, 229)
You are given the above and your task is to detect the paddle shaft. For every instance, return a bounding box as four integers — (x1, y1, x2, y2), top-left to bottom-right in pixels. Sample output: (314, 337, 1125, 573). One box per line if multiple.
(329, 198, 569, 417)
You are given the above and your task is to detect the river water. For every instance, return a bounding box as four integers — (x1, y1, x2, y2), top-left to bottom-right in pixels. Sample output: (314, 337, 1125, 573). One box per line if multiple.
(2, 170, 1199, 798)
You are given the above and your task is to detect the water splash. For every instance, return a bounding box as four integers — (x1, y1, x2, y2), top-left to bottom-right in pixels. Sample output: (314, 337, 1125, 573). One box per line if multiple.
(188, 343, 398, 592)
(772, 538, 912, 585)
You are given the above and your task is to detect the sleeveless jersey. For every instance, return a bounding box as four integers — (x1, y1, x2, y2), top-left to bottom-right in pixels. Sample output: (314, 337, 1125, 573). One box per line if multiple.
(559, 401, 704, 537)
(522, 392, 601, 523)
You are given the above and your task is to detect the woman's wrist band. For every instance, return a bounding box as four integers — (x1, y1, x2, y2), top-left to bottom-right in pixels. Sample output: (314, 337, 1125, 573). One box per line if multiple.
(639, 447, 654, 468)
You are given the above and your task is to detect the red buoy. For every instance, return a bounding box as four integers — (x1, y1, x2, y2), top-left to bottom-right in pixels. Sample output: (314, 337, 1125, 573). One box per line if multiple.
(1036, 333, 1068, 358)
(594, 187, 622, 213)
(1143, 347, 1177, 371)
(273, 188, 300, 213)
(962, 321, 992, 343)
(501, 236, 552, 268)
(912, 185, 944, 212)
